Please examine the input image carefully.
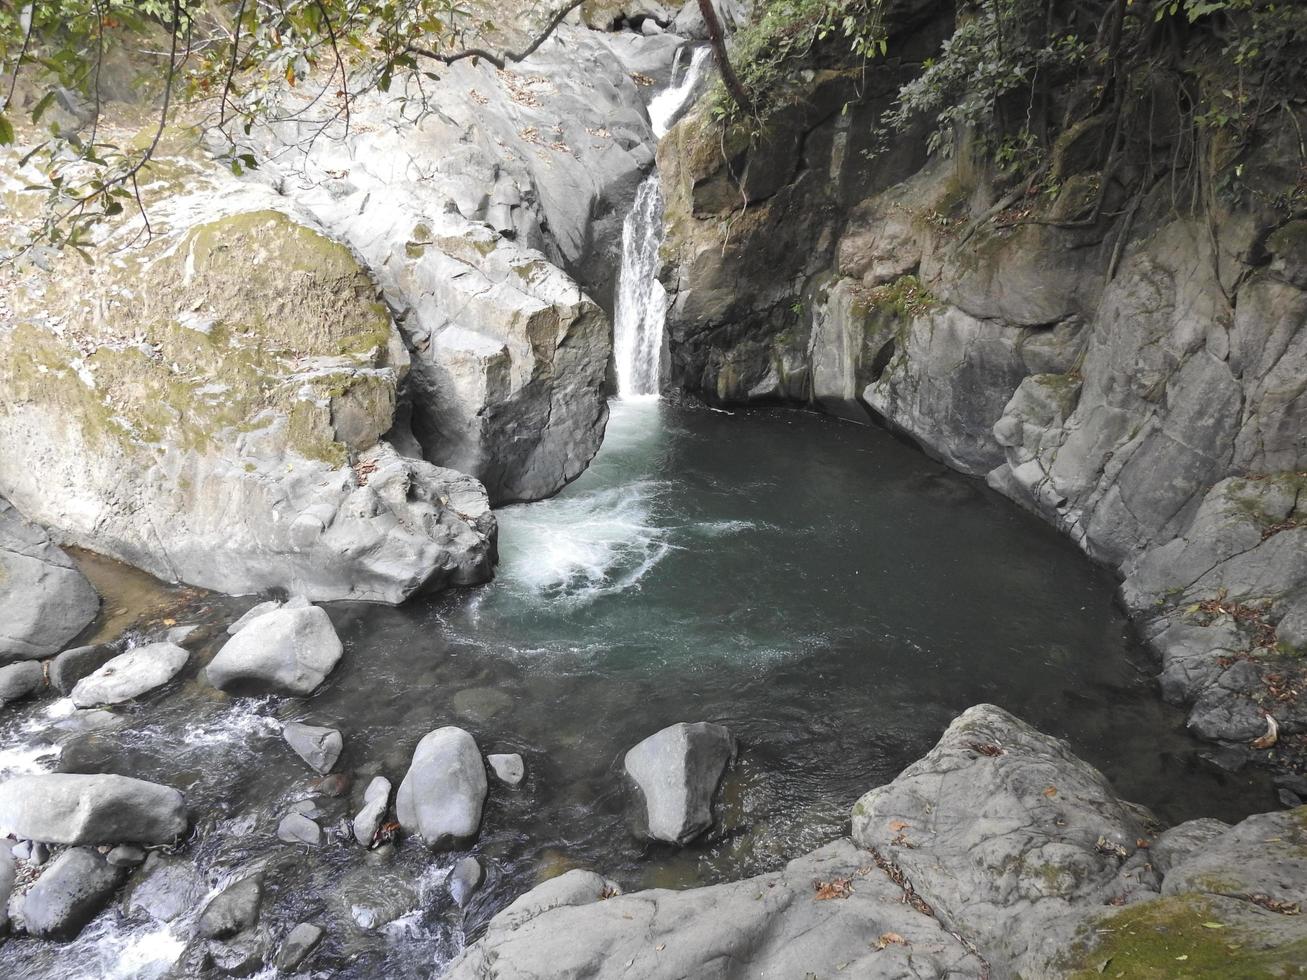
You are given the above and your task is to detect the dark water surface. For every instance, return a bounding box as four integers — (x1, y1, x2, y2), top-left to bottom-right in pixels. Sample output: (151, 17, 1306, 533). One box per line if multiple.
(0, 401, 1272, 978)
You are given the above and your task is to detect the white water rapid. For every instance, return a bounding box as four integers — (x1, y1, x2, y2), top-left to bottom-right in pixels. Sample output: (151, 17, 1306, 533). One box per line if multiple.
(612, 47, 712, 399)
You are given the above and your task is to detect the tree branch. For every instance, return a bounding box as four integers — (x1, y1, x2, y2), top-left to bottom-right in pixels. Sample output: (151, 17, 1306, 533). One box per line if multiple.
(403, 0, 585, 71)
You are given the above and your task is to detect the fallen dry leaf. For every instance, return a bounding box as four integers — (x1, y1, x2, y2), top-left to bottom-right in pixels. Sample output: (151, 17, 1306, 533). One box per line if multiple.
(889, 820, 909, 832)
(874, 932, 908, 951)
(814, 877, 853, 900)
(1043, 786, 1058, 797)
(1250, 713, 1279, 750)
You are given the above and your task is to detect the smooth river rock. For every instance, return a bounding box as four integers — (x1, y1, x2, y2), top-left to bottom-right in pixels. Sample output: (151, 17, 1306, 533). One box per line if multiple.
(0, 499, 99, 662)
(447, 855, 484, 909)
(353, 776, 392, 847)
(0, 660, 45, 705)
(207, 605, 342, 696)
(487, 752, 525, 788)
(396, 727, 487, 849)
(623, 721, 736, 844)
(0, 772, 187, 845)
(282, 722, 343, 774)
(49, 643, 122, 695)
(16, 846, 127, 940)
(275, 921, 325, 972)
(199, 874, 264, 940)
(69, 642, 188, 708)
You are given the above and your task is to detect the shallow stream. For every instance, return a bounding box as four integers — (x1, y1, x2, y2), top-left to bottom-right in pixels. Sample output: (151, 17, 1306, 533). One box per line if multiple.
(0, 401, 1272, 978)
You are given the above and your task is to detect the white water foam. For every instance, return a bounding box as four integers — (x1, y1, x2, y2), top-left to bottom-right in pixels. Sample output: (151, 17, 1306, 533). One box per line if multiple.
(497, 478, 672, 603)
(648, 46, 713, 138)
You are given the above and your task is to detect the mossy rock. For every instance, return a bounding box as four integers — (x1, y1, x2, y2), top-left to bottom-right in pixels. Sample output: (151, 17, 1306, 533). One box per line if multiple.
(1066, 895, 1307, 978)
(2, 208, 398, 466)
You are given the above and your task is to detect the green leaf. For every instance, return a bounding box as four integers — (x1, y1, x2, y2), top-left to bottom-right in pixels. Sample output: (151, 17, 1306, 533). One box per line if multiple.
(30, 91, 56, 125)
(1202, 921, 1225, 929)
(0, 114, 14, 146)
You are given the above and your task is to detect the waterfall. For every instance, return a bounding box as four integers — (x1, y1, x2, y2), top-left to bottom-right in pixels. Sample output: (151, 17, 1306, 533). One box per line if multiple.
(613, 47, 711, 399)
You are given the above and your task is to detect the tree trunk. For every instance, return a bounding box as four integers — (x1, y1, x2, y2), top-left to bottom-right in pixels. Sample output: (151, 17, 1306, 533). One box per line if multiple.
(698, 0, 753, 115)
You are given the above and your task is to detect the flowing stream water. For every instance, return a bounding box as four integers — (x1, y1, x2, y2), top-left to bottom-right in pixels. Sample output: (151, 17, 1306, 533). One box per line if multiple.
(0, 44, 1277, 980)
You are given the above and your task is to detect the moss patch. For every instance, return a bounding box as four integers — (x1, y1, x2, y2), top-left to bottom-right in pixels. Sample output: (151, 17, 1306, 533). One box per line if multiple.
(1068, 895, 1307, 979)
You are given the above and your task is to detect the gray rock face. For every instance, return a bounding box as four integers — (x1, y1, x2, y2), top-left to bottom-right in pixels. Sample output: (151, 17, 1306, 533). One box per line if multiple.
(16, 846, 127, 940)
(487, 752, 526, 787)
(69, 642, 188, 708)
(0, 499, 99, 662)
(250, 24, 679, 505)
(0, 773, 187, 845)
(450, 704, 1307, 978)
(49, 643, 121, 695)
(445, 839, 983, 980)
(396, 727, 487, 849)
(353, 776, 392, 847)
(851, 704, 1158, 978)
(656, 58, 1307, 756)
(623, 721, 735, 844)
(0, 660, 45, 704)
(199, 874, 264, 940)
(206, 605, 342, 696)
(275, 922, 325, 972)
(282, 722, 343, 774)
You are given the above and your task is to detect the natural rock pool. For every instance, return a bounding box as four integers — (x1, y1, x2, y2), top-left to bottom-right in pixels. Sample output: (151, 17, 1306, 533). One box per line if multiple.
(0, 400, 1272, 978)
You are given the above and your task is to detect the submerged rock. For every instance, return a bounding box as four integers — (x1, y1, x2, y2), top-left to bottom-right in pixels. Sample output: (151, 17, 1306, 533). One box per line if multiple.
(0, 773, 186, 845)
(396, 727, 487, 849)
(352, 776, 392, 847)
(487, 752, 526, 788)
(207, 605, 342, 696)
(447, 855, 484, 909)
(198, 874, 264, 940)
(0, 660, 45, 705)
(69, 641, 188, 707)
(106, 844, 146, 867)
(126, 853, 205, 922)
(17, 846, 127, 940)
(282, 722, 343, 774)
(623, 721, 736, 844)
(0, 499, 99, 663)
(275, 922, 325, 972)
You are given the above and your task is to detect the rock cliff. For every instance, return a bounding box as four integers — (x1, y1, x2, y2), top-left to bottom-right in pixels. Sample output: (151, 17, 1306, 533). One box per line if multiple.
(656, 7, 1307, 756)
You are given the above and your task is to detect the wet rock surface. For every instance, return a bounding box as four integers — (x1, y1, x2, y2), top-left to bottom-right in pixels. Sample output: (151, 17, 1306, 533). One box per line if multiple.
(15, 847, 127, 940)
(0, 773, 187, 845)
(396, 726, 488, 849)
(198, 874, 264, 940)
(207, 605, 343, 696)
(624, 721, 735, 844)
(282, 722, 343, 774)
(69, 642, 188, 708)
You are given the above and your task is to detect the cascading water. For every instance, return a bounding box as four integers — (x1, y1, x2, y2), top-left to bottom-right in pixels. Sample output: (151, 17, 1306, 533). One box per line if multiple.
(612, 47, 712, 399)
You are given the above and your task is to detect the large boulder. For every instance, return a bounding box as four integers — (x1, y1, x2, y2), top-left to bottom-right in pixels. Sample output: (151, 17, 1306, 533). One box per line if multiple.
(125, 853, 205, 922)
(1, 197, 495, 604)
(445, 840, 983, 979)
(395, 727, 487, 849)
(69, 641, 189, 708)
(0, 499, 98, 662)
(49, 642, 122, 695)
(205, 605, 342, 696)
(15, 846, 127, 939)
(0, 773, 187, 845)
(851, 704, 1160, 977)
(623, 721, 735, 844)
